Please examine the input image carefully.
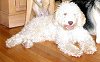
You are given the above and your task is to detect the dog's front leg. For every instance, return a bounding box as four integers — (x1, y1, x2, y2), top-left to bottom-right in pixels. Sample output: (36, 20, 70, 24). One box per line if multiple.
(58, 43, 83, 57)
(75, 29, 97, 54)
(96, 24, 100, 43)
(79, 40, 97, 54)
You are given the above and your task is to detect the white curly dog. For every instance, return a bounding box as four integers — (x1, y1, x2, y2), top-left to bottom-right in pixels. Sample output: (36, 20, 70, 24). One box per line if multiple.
(6, 1, 97, 57)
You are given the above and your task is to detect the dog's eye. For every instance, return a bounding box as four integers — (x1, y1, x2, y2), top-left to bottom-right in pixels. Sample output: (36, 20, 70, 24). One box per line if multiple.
(64, 13, 67, 16)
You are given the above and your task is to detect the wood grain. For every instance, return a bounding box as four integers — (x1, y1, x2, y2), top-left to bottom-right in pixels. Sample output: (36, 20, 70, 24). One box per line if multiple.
(0, 24, 100, 62)
(0, 0, 26, 28)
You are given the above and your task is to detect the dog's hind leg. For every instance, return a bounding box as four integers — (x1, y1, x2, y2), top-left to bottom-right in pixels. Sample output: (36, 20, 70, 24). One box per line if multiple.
(21, 29, 55, 48)
(6, 33, 24, 48)
(6, 28, 35, 48)
(21, 34, 46, 48)
(6, 32, 43, 48)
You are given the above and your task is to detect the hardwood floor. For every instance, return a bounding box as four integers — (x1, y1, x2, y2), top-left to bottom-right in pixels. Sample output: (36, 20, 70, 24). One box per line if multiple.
(0, 24, 100, 62)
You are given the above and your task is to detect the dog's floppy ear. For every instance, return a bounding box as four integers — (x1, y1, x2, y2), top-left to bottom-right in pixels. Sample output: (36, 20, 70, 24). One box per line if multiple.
(53, 13, 59, 26)
(77, 10, 86, 27)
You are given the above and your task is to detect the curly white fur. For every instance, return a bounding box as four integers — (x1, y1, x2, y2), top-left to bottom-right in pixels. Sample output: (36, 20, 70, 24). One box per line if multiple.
(6, 1, 97, 57)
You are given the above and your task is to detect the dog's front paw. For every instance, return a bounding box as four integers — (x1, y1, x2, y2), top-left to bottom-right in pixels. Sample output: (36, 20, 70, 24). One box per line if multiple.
(84, 46, 97, 54)
(67, 49, 83, 57)
(59, 44, 83, 57)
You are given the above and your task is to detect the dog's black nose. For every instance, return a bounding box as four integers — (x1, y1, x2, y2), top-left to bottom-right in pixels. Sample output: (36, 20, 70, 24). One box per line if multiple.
(68, 21, 73, 25)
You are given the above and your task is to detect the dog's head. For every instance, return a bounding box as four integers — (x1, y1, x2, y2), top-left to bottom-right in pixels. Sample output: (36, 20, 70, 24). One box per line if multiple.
(55, 1, 86, 30)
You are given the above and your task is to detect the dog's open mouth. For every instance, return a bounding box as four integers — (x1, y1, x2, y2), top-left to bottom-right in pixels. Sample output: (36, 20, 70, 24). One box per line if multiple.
(64, 25, 75, 30)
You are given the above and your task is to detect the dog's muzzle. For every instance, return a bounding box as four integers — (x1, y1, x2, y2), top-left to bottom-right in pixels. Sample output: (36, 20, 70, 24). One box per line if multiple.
(64, 21, 76, 30)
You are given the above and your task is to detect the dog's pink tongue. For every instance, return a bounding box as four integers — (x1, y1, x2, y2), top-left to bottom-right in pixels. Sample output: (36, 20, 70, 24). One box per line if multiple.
(64, 25, 74, 30)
